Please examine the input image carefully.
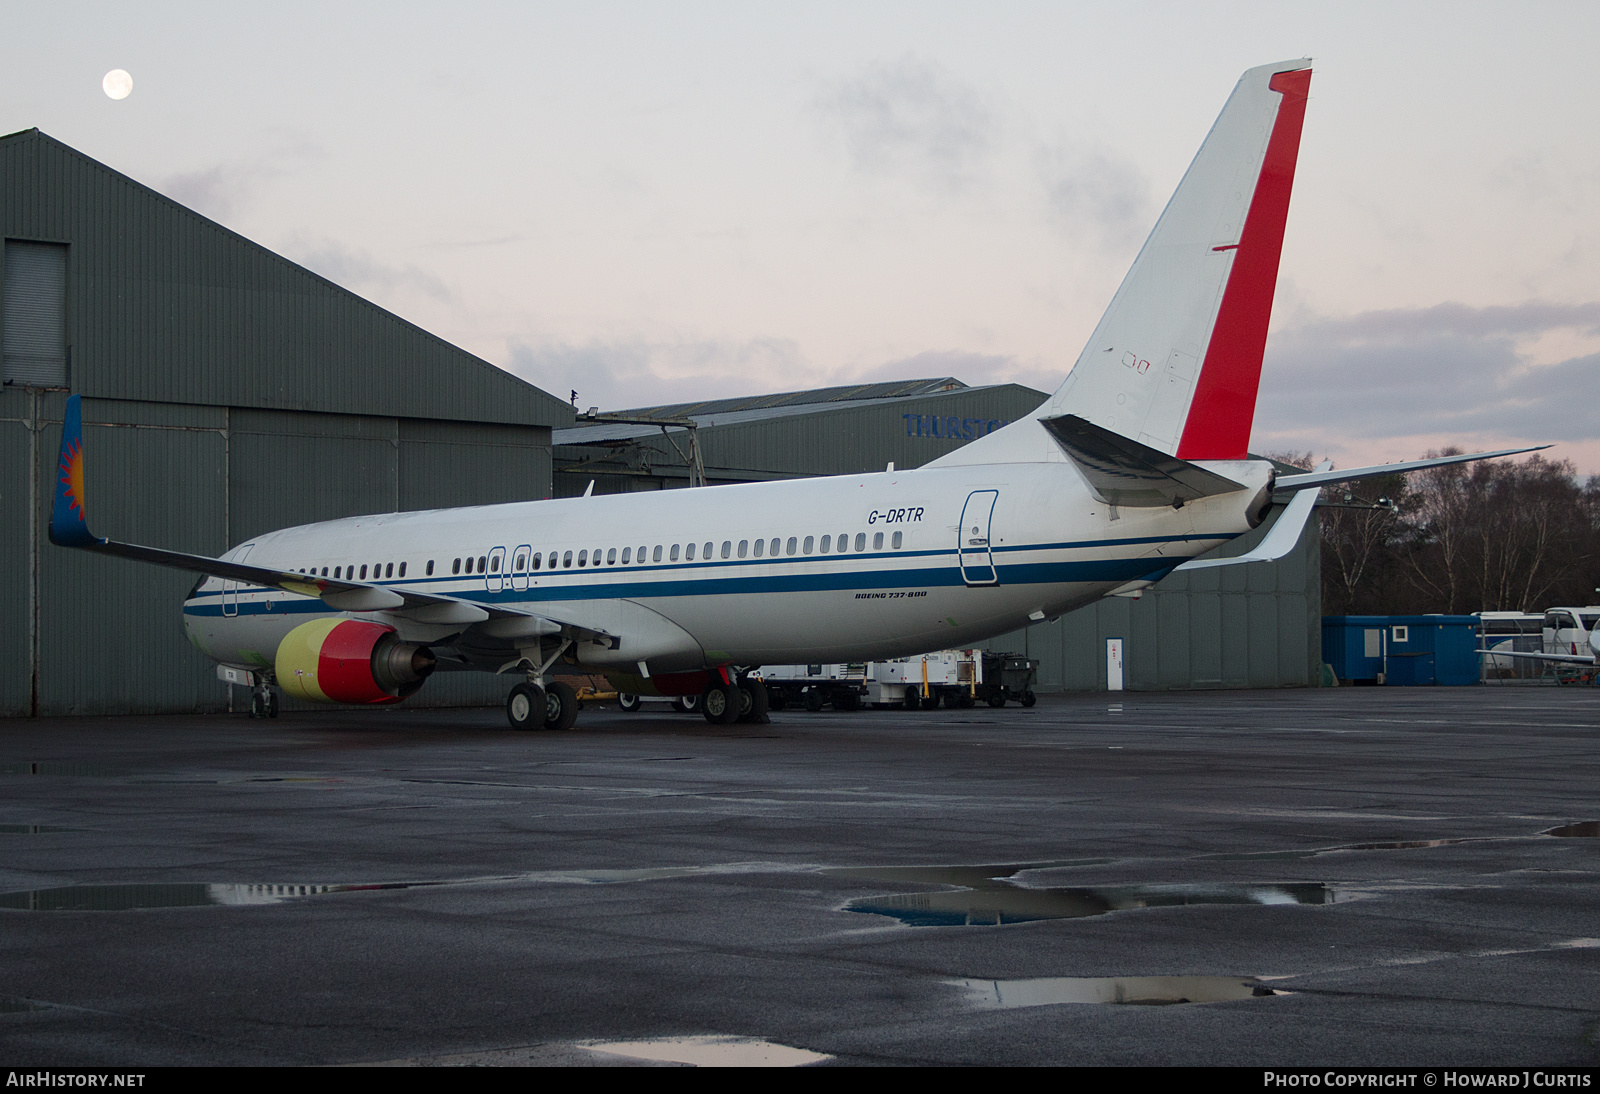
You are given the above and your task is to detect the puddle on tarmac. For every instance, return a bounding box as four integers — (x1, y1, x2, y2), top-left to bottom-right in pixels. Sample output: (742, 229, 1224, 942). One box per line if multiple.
(0, 825, 74, 835)
(580, 1036, 831, 1067)
(1545, 822, 1600, 838)
(1, 762, 123, 777)
(0, 999, 50, 1014)
(953, 975, 1287, 1008)
(838, 864, 1338, 927)
(0, 881, 440, 911)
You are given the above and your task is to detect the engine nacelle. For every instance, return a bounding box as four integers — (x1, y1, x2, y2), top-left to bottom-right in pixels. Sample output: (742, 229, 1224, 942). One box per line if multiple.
(275, 618, 436, 704)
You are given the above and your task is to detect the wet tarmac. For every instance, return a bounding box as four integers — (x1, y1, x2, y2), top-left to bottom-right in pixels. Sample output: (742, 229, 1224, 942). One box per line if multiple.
(1, 687, 1598, 1066)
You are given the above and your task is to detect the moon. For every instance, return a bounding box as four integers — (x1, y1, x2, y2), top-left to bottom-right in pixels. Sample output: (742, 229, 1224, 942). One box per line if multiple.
(102, 70, 133, 100)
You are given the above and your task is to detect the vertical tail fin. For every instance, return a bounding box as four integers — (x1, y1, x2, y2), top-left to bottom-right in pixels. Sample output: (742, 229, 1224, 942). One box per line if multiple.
(930, 60, 1311, 468)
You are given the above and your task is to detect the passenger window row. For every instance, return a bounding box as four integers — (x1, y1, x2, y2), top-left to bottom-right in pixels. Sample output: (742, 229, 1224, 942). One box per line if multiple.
(280, 529, 909, 587)
(294, 561, 415, 581)
(490, 530, 905, 572)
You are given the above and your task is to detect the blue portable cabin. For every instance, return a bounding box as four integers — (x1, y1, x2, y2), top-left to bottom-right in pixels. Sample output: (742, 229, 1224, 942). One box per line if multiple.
(1322, 616, 1481, 686)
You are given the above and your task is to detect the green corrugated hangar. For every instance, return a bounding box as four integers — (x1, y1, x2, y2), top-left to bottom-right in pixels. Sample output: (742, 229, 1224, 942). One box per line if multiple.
(1, 129, 572, 716)
(3, 128, 1318, 717)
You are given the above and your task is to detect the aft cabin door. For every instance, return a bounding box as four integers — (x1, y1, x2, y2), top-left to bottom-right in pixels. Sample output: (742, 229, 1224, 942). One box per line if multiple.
(958, 491, 999, 586)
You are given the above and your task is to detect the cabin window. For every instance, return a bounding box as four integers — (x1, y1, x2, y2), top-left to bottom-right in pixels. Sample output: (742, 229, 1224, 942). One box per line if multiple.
(650, 545, 660, 562)
(637, 544, 646, 562)
(426, 560, 434, 576)
(321, 566, 329, 576)
(686, 543, 696, 560)
(399, 562, 407, 577)
(819, 535, 830, 553)
(753, 539, 765, 558)
(892, 531, 902, 549)
(607, 548, 617, 565)
(837, 533, 849, 551)
(670, 544, 680, 561)
(737, 540, 748, 558)
(386, 562, 395, 578)
(490, 556, 500, 573)
(721, 541, 732, 559)
(360, 564, 368, 579)
(333, 566, 341, 578)
(855, 533, 866, 552)
(803, 536, 814, 554)
(475, 556, 485, 573)
(452, 558, 461, 575)
(532, 552, 541, 570)
(578, 550, 587, 567)
(873, 532, 883, 550)
(592, 546, 602, 565)
(619, 547, 629, 563)
(515, 553, 526, 570)
(563, 550, 573, 568)
(786, 537, 797, 555)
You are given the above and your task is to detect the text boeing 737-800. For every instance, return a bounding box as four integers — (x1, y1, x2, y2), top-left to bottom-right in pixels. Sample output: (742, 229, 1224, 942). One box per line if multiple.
(50, 60, 1538, 729)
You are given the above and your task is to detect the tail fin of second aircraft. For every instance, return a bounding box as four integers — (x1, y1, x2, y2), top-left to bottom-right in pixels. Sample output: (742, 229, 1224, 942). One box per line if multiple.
(930, 59, 1311, 469)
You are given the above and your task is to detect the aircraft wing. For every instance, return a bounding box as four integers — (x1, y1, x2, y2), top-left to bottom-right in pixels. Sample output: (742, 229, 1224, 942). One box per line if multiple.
(49, 395, 612, 640)
(1477, 649, 1596, 666)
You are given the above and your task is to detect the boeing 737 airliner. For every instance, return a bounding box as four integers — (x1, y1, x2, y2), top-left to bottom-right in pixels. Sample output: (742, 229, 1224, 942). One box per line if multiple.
(50, 60, 1538, 728)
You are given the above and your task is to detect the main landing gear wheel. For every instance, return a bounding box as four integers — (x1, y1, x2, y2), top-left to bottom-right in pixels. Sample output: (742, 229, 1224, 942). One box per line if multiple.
(618, 692, 642, 712)
(544, 680, 580, 731)
(701, 681, 741, 725)
(507, 683, 545, 730)
(249, 688, 279, 719)
(736, 680, 770, 724)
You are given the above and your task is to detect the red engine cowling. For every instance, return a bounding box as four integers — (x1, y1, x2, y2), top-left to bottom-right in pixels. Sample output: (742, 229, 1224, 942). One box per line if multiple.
(275, 618, 436, 704)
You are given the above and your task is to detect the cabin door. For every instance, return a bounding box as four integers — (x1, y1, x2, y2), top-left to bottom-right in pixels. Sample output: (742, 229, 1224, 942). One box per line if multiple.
(958, 491, 999, 586)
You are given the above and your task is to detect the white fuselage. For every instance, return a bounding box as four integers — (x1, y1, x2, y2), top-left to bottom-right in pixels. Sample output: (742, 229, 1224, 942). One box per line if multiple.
(182, 459, 1270, 677)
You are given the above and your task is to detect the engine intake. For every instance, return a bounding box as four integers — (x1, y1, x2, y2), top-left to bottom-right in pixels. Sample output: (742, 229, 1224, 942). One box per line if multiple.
(275, 618, 436, 704)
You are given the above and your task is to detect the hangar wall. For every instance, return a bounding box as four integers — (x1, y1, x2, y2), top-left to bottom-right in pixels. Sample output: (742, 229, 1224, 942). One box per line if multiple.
(2, 129, 569, 717)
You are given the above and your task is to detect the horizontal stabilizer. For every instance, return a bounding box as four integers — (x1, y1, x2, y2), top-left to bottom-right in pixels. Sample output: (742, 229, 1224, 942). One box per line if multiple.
(1041, 414, 1247, 507)
(1274, 447, 1548, 493)
(1175, 460, 1328, 571)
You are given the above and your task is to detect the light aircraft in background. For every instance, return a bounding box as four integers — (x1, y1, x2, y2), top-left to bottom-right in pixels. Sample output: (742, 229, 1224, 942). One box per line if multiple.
(52, 60, 1540, 729)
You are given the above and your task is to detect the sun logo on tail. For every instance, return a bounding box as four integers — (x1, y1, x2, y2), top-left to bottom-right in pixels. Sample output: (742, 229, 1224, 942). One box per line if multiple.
(59, 440, 85, 518)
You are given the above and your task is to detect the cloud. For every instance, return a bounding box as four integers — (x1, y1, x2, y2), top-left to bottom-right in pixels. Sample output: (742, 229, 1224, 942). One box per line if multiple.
(1256, 300, 1600, 452)
(1036, 142, 1152, 251)
(157, 161, 268, 222)
(282, 234, 455, 303)
(814, 56, 998, 192)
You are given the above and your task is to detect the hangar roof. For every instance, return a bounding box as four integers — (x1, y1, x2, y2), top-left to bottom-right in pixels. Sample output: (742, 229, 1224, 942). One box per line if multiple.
(0, 128, 571, 429)
(555, 378, 1033, 445)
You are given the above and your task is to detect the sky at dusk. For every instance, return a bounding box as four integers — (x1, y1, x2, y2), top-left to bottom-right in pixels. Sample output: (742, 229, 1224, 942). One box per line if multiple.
(5, 2, 1598, 473)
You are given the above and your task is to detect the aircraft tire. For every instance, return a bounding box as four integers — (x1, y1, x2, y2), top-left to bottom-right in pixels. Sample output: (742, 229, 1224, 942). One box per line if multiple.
(507, 683, 545, 730)
(249, 691, 264, 718)
(265, 690, 280, 718)
(545, 681, 580, 731)
(701, 682, 741, 725)
(618, 692, 642, 712)
(803, 688, 825, 712)
(737, 680, 770, 724)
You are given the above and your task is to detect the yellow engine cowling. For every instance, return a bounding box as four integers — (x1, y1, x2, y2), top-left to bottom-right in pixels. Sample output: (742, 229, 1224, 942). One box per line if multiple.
(275, 618, 436, 704)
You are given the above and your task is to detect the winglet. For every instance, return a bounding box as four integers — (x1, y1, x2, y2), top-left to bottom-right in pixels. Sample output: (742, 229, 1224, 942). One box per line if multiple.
(50, 395, 104, 548)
